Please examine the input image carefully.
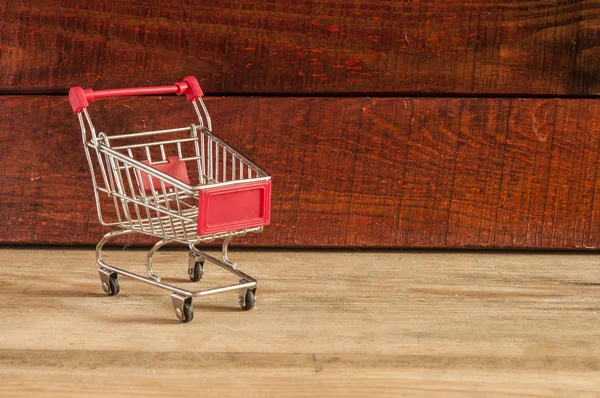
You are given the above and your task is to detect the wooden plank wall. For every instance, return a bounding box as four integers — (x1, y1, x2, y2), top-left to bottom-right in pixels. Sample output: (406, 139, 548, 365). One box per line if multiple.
(1, 0, 600, 248)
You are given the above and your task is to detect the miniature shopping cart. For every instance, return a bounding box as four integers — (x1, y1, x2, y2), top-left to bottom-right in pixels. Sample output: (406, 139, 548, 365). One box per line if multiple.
(69, 76, 271, 323)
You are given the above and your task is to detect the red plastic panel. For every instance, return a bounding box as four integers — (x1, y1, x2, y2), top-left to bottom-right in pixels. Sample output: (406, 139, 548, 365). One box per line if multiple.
(140, 157, 190, 191)
(197, 180, 271, 235)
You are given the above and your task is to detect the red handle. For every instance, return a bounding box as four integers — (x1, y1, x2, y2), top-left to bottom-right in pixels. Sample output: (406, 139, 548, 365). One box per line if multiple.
(69, 76, 204, 113)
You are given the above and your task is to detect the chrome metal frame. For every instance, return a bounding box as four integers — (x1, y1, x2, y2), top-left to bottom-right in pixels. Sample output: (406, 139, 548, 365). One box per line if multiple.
(96, 229, 257, 299)
(77, 96, 268, 322)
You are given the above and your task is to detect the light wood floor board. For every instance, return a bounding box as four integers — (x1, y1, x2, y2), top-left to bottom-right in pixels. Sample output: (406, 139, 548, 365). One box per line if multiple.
(0, 248, 599, 397)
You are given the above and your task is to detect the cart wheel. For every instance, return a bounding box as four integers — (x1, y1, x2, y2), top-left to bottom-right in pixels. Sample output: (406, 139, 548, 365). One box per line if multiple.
(180, 300, 194, 323)
(239, 289, 256, 311)
(99, 268, 120, 296)
(172, 294, 194, 323)
(189, 260, 204, 282)
(104, 274, 120, 296)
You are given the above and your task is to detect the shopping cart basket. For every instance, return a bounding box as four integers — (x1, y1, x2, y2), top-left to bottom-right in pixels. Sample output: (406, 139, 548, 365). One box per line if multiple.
(69, 76, 271, 323)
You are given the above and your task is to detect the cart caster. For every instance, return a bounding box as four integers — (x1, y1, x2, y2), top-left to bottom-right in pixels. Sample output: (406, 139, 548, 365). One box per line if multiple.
(171, 293, 194, 323)
(98, 268, 120, 296)
(239, 288, 256, 311)
(188, 254, 204, 282)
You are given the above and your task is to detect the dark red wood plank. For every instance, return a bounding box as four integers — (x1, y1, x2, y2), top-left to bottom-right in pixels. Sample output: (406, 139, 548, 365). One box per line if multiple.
(1, 0, 599, 95)
(2, 95, 600, 248)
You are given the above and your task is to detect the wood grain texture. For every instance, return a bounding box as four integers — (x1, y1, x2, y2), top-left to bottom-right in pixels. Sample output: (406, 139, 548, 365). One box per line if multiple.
(2, 0, 600, 94)
(2, 95, 600, 248)
(1, 248, 600, 396)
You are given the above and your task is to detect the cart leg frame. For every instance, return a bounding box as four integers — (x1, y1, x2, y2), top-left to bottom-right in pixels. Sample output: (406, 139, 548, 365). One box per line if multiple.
(95, 229, 258, 322)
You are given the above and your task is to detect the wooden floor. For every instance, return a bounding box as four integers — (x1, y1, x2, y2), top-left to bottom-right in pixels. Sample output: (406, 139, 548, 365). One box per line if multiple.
(0, 248, 599, 397)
